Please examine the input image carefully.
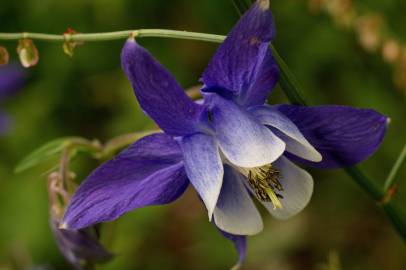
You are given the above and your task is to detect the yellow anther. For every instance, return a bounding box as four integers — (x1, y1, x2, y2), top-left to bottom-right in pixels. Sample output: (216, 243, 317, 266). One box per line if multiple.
(242, 164, 284, 209)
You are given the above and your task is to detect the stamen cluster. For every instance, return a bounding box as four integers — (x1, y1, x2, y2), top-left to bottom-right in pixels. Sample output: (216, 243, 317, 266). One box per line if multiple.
(247, 165, 284, 209)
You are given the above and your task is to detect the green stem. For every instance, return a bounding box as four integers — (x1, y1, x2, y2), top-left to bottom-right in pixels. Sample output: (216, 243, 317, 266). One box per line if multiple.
(229, 0, 251, 16)
(382, 202, 406, 241)
(270, 45, 307, 105)
(0, 29, 225, 43)
(344, 167, 383, 201)
(384, 144, 406, 192)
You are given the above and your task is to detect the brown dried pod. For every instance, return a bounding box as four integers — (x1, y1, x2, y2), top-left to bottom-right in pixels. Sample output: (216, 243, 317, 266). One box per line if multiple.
(17, 39, 39, 68)
(0, 46, 9, 65)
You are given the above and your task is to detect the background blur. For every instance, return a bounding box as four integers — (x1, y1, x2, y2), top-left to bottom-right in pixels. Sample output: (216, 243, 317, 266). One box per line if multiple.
(0, 0, 405, 269)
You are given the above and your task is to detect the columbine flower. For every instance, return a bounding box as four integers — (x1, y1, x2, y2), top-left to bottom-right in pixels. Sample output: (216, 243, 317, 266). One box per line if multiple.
(62, 0, 387, 265)
(0, 65, 25, 134)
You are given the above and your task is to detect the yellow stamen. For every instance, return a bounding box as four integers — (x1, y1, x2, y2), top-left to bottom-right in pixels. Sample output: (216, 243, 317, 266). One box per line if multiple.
(239, 164, 284, 209)
(264, 187, 283, 210)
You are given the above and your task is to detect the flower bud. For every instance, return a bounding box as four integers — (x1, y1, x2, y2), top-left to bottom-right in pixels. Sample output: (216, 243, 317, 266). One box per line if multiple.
(0, 46, 9, 65)
(17, 39, 39, 68)
(50, 219, 113, 270)
(48, 172, 113, 270)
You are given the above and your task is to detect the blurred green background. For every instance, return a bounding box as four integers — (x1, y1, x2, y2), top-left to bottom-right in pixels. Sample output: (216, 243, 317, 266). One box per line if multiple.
(0, 0, 405, 269)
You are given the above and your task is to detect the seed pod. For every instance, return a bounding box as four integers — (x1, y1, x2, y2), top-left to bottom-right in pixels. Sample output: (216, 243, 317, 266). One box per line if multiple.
(63, 27, 83, 57)
(17, 39, 39, 68)
(0, 46, 9, 66)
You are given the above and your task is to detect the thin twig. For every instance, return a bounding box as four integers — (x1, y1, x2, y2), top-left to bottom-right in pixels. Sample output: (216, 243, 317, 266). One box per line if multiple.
(384, 144, 406, 192)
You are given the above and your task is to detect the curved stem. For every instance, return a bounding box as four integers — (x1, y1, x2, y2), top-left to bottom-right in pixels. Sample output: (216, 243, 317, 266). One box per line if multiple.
(270, 45, 307, 105)
(384, 144, 406, 192)
(344, 167, 383, 201)
(0, 29, 225, 43)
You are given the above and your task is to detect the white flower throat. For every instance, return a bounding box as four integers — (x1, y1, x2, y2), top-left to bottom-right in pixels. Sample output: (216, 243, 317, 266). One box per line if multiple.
(238, 164, 284, 210)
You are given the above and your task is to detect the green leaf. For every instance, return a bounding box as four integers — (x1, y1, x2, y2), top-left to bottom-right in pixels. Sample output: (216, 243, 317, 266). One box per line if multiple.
(14, 137, 78, 173)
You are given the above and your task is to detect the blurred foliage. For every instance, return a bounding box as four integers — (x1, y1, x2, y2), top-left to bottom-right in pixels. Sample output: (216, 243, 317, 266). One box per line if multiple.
(0, 0, 405, 269)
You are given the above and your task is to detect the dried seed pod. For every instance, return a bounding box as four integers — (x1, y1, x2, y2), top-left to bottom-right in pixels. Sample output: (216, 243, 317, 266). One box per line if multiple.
(0, 46, 9, 66)
(17, 39, 39, 68)
(63, 27, 83, 57)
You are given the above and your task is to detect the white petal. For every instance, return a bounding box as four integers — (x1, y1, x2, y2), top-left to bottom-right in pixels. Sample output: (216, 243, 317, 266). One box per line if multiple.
(207, 93, 285, 168)
(249, 105, 322, 162)
(214, 166, 263, 235)
(245, 156, 314, 220)
(179, 133, 223, 219)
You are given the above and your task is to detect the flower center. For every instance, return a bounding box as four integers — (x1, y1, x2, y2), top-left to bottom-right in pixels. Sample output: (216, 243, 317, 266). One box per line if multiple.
(240, 164, 284, 210)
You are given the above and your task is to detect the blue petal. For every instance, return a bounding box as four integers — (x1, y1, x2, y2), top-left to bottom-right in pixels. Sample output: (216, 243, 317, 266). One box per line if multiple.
(214, 165, 263, 236)
(217, 226, 247, 270)
(0, 65, 25, 99)
(121, 40, 206, 136)
(205, 93, 285, 167)
(249, 105, 322, 162)
(277, 105, 388, 168)
(62, 133, 189, 229)
(201, 0, 277, 106)
(179, 133, 223, 219)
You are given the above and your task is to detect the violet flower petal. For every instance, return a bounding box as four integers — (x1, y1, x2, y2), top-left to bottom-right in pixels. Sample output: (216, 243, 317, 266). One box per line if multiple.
(201, 0, 276, 107)
(205, 93, 285, 167)
(277, 105, 388, 168)
(121, 40, 206, 136)
(179, 133, 223, 219)
(0, 65, 25, 99)
(62, 133, 189, 229)
(248, 105, 322, 162)
(213, 165, 263, 236)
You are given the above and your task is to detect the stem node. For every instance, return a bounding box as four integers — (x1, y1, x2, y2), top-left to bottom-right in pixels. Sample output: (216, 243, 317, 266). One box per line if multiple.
(380, 184, 399, 205)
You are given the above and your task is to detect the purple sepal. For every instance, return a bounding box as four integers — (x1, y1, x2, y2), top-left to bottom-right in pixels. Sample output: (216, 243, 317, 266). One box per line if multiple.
(277, 105, 388, 168)
(121, 40, 206, 136)
(201, 0, 277, 107)
(217, 225, 247, 269)
(241, 50, 279, 107)
(62, 133, 189, 229)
